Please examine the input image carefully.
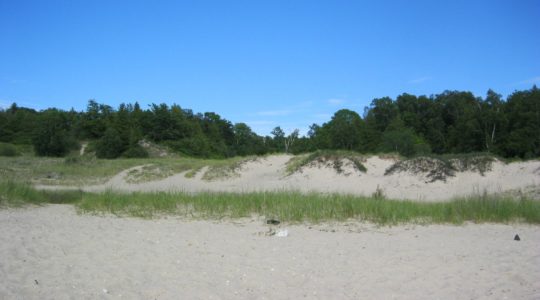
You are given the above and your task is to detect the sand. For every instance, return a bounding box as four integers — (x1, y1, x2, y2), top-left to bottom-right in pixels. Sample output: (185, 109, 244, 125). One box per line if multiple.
(1, 205, 539, 299)
(37, 155, 540, 201)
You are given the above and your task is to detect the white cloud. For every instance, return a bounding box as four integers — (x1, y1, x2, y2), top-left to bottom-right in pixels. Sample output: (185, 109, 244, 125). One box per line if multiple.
(0, 99, 10, 109)
(246, 120, 276, 126)
(328, 98, 345, 105)
(312, 113, 332, 120)
(256, 110, 293, 116)
(408, 77, 431, 84)
(517, 76, 540, 85)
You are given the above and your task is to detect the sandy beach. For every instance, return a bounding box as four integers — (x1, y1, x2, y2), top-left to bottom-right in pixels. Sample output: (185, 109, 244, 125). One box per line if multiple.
(1, 205, 539, 299)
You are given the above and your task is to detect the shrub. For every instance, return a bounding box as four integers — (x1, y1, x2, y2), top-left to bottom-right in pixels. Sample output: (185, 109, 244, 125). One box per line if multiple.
(0, 143, 18, 157)
(95, 128, 126, 159)
(122, 144, 149, 158)
(384, 153, 497, 182)
(32, 110, 75, 157)
(286, 150, 367, 175)
(165, 137, 211, 157)
(64, 156, 81, 164)
(384, 156, 455, 182)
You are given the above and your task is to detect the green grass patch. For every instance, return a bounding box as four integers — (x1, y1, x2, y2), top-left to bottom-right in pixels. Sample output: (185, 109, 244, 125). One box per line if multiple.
(2, 181, 539, 225)
(72, 190, 540, 225)
(184, 166, 204, 178)
(201, 156, 258, 180)
(73, 191, 540, 224)
(0, 180, 83, 207)
(286, 150, 367, 175)
(0, 154, 260, 185)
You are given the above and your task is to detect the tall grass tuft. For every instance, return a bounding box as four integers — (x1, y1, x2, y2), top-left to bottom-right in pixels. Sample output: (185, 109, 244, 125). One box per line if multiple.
(0, 180, 83, 207)
(76, 190, 540, 225)
(2, 181, 539, 225)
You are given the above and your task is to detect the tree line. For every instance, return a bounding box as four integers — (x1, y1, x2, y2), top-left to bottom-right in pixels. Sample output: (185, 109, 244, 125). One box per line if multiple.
(0, 86, 539, 159)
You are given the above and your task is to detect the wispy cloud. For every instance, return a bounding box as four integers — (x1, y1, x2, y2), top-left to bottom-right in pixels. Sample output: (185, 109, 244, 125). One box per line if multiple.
(246, 120, 276, 126)
(408, 76, 431, 84)
(0, 99, 11, 109)
(256, 109, 293, 116)
(297, 100, 314, 107)
(517, 76, 540, 85)
(328, 98, 345, 105)
(312, 113, 332, 120)
(256, 100, 315, 116)
(1, 76, 28, 86)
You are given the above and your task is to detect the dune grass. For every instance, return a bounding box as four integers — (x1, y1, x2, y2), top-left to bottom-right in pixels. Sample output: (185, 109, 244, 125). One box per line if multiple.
(0, 180, 83, 207)
(201, 156, 259, 180)
(75, 191, 540, 224)
(0, 154, 258, 185)
(286, 150, 367, 175)
(385, 153, 499, 182)
(2, 180, 539, 225)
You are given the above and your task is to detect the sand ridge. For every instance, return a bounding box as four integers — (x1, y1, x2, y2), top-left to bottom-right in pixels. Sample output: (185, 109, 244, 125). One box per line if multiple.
(36, 155, 540, 201)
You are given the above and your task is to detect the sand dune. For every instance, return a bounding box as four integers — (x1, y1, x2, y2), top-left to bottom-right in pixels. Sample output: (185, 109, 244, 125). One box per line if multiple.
(37, 155, 540, 201)
(1, 205, 539, 299)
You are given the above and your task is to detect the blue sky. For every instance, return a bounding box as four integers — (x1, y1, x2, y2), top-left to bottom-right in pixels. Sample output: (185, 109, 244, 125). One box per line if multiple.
(1, 0, 539, 135)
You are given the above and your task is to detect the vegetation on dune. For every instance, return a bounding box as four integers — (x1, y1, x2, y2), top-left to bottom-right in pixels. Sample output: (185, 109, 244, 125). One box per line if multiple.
(201, 156, 258, 181)
(57, 191, 540, 225)
(1, 87, 539, 226)
(0, 153, 265, 185)
(0, 143, 19, 157)
(1, 181, 539, 225)
(1, 86, 539, 160)
(0, 180, 83, 207)
(286, 150, 367, 175)
(384, 153, 497, 182)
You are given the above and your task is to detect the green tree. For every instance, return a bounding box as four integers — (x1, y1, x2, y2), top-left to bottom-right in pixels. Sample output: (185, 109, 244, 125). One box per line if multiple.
(479, 89, 505, 153)
(326, 109, 364, 150)
(284, 129, 299, 153)
(436, 91, 483, 152)
(1, 103, 39, 144)
(79, 100, 112, 139)
(32, 109, 76, 157)
(233, 123, 260, 156)
(379, 118, 431, 157)
(366, 97, 399, 132)
(96, 128, 126, 159)
(270, 126, 285, 152)
(500, 86, 540, 158)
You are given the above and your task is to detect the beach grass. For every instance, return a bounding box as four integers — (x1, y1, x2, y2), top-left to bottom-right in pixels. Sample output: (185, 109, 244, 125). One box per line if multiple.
(0, 180, 83, 207)
(0, 154, 257, 185)
(2, 180, 539, 225)
(385, 152, 499, 182)
(80, 191, 539, 225)
(286, 150, 367, 175)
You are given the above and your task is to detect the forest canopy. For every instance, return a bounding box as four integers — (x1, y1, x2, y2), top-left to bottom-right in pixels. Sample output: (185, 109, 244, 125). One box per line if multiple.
(0, 86, 539, 159)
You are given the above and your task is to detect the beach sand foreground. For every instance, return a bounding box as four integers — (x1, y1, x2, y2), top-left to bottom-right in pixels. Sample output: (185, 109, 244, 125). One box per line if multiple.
(1, 205, 539, 299)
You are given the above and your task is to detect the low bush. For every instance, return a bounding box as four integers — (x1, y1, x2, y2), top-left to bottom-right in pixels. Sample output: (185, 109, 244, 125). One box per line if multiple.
(0, 143, 18, 157)
(286, 150, 367, 175)
(384, 153, 497, 182)
(122, 144, 149, 158)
